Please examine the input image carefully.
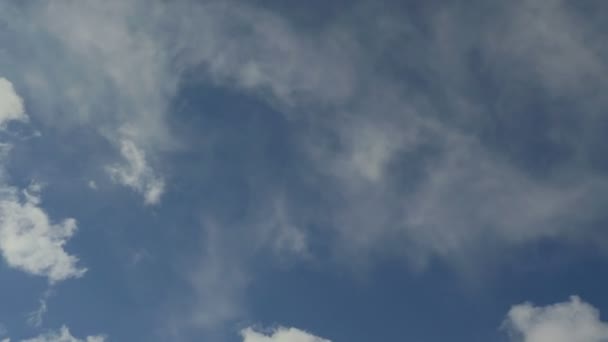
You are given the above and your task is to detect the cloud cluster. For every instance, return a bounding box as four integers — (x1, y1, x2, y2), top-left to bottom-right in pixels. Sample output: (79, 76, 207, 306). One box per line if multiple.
(0, 78, 84, 283)
(151, 0, 608, 330)
(504, 296, 608, 342)
(3, 0, 608, 338)
(241, 327, 330, 342)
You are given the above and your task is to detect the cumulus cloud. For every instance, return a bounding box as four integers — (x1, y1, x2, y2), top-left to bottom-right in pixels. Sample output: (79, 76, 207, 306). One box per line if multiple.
(0, 78, 84, 283)
(0, 78, 27, 127)
(18, 325, 105, 342)
(241, 327, 330, 342)
(504, 296, 608, 342)
(106, 139, 164, 205)
(0, 172, 86, 283)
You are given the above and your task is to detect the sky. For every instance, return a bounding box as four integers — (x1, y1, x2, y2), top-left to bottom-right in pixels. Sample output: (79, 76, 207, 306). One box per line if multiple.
(1, 0, 608, 341)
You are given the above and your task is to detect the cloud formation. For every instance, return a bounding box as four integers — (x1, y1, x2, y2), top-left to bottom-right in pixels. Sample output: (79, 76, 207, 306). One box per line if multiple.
(504, 296, 608, 342)
(0, 184, 86, 283)
(106, 139, 164, 205)
(18, 325, 104, 342)
(3, 1, 608, 339)
(0, 78, 84, 283)
(241, 327, 330, 342)
(0, 1, 175, 205)
(0, 78, 27, 127)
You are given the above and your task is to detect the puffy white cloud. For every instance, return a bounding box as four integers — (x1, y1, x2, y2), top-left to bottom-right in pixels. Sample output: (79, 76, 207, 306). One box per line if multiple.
(0, 78, 27, 127)
(241, 327, 330, 342)
(0, 183, 86, 283)
(504, 296, 608, 342)
(19, 326, 105, 342)
(106, 139, 164, 205)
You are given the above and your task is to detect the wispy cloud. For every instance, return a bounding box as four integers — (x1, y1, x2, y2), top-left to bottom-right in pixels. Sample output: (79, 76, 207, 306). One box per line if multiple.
(106, 139, 164, 205)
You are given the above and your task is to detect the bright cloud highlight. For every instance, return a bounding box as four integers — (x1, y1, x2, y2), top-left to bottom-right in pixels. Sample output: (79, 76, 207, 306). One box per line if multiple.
(504, 296, 608, 342)
(241, 327, 330, 342)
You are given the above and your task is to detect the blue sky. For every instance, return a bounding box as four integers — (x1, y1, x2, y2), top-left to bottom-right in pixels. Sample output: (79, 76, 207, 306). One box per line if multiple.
(1, 0, 608, 341)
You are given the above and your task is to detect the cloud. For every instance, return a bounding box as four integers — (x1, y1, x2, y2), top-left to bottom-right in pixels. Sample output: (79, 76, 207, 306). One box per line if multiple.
(175, 222, 249, 332)
(0, 1, 175, 205)
(156, 0, 608, 333)
(171, 200, 309, 334)
(241, 327, 330, 342)
(0, 78, 28, 128)
(106, 139, 164, 205)
(26, 297, 47, 328)
(169, 1, 357, 108)
(0, 178, 87, 283)
(504, 296, 608, 342)
(19, 325, 105, 342)
(4, 1, 608, 339)
(3, 0, 606, 271)
(0, 78, 85, 283)
(244, 0, 608, 270)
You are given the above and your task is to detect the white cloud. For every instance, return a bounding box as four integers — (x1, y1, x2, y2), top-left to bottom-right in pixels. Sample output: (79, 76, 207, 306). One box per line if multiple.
(0, 78, 27, 128)
(4, 2, 608, 338)
(241, 327, 330, 342)
(0, 79, 85, 284)
(106, 139, 164, 205)
(504, 296, 608, 342)
(20, 326, 105, 342)
(0, 183, 86, 283)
